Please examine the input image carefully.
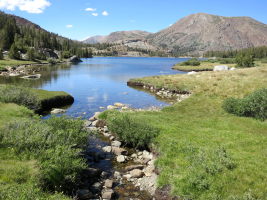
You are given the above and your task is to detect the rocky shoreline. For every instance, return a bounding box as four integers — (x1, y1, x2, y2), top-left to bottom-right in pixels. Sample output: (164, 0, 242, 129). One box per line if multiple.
(77, 92, 190, 199)
(127, 80, 191, 102)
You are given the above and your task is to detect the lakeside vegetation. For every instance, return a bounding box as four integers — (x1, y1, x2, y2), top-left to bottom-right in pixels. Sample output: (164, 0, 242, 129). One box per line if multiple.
(103, 66, 267, 199)
(0, 84, 87, 199)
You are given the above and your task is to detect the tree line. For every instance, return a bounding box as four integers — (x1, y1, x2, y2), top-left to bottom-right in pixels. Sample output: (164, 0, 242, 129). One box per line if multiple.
(0, 11, 92, 60)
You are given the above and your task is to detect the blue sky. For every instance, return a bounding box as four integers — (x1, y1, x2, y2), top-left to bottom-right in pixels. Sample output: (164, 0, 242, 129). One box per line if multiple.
(1, 0, 267, 41)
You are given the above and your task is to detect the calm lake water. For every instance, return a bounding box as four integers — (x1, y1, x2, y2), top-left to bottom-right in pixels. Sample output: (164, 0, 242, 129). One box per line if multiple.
(0, 57, 187, 118)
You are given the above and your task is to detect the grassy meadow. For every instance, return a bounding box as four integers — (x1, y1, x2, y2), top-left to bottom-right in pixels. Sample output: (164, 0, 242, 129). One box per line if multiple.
(103, 66, 267, 199)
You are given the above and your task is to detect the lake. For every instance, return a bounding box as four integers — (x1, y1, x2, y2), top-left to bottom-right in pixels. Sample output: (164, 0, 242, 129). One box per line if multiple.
(0, 57, 187, 118)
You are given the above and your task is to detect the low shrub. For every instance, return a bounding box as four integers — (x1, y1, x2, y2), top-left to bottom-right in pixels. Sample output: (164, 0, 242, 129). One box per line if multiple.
(219, 58, 236, 64)
(235, 53, 255, 68)
(180, 58, 201, 66)
(223, 88, 267, 120)
(0, 85, 40, 111)
(107, 113, 160, 149)
(0, 116, 88, 193)
(48, 58, 57, 65)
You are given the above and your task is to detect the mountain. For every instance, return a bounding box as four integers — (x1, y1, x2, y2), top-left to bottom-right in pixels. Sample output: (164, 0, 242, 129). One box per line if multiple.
(147, 13, 267, 55)
(83, 30, 151, 44)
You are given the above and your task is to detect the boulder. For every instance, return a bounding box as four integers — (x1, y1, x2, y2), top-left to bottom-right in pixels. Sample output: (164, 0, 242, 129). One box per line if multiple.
(102, 189, 114, 200)
(114, 102, 124, 107)
(187, 71, 197, 75)
(104, 179, 113, 188)
(130, 169, 144, 178)
(51, 108, 66, 114)
(93, 112, 101, 119)
(107, 105, 116, 110)
(125, 165, 144, 171)
(112, 147, 128, 155)
(84, 120, 92, 127)
(116, 155, 126, 163)
(213, 65, 229, 71)
(103, 146, 112, 153)
(68, 55, 82, 63)
(111, 140, 121, 147)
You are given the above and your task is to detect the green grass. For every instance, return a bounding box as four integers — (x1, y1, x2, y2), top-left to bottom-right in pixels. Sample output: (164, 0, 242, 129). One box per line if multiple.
(0, 59, 38, 69)
(173, 61, 235, 72)
(0, 85, 74, 112)
(0, 103, 71, 200)
(107, 67, 267, 199)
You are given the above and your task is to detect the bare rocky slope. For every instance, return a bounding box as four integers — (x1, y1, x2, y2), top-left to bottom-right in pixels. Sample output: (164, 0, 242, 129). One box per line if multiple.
(84, 13, 267, 55)
(83, 30, 151, 44)
(147, 13, 267, 55)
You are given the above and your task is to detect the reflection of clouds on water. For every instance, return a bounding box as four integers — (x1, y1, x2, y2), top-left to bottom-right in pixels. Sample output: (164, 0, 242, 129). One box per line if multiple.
(87, 96, 97, 103)
(103, 93, 108, 102)
(67, 81, 75, 89)
(159, 71, 169, 74)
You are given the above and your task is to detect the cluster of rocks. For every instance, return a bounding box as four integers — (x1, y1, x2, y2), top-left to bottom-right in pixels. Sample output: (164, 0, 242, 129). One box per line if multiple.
(0, 65, 42, 77)
(213, 65, 236, 71)
(142, 85, 191, 102)
(81, 111, 157, 199)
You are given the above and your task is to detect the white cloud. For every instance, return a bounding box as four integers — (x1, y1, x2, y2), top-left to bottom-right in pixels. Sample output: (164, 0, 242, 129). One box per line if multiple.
(0, 0, 51, 14)
(169, 24, 173, 27)
(85, 7, 96, 12)
(92, 13, 98, 17)
(66, 24, 73, 28)
(102, 11, 109, 16)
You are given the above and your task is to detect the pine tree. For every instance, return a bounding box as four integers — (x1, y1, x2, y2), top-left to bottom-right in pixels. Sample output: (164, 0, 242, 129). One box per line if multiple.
(26, 48, 35, 61)
(9, 43, 20, 60)
(0, 49, 3, 60)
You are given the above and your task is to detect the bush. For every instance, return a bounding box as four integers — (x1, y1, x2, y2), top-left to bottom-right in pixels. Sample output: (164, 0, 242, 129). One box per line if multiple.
(223, 88, 267, 120)
(235, 53, 255, 68)
(0, 85, 40, 111)
(48, 58, 57, 65)
(219, 58, 236, 64)
(180, 58, 201, 66)
(107, 113, 160, 149)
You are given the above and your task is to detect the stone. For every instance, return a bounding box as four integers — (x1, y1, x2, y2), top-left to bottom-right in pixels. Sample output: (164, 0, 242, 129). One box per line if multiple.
(188, 71, 197, 75)
(125, 165, 144, 171)
(21, 74, 41, 79)
(51, 108, 66, 114)
(144, 165, 155, 177)
(104, 179, 113, 188)
(111, 140, 121, 147)
(131, 153, 137, 158)
(102, 189, 114, 200)
(94, 112, 101, 119)
(83, 167, 102, 178)
(84, 120, 92, 127)
(68, 55, 82, 63)
(76, 189, 93, 200)
(142, 151, 153, 160)
(92, 120, 98, 127)
(101, 171, 109, 179)
(117, 155, 126, 163)
(230, 67, 236, 70)
(109, 136, 115, 140)
(103, 146, 112, 153)
(89, 116, 95, 121)
(130, 169, 144, 178)
(112, 147, 128, 155)
(114, 171, 121, 179)
(100, 106, 105, 109)
(107, 105, 116, 110)
(87, 127, 98, 132)
(123, 174, 132, 179)
(213, 65, 229, 71)
(114, 102, 124, 107)
(103, 126, 109, 132)
(103, 132, 111, 137)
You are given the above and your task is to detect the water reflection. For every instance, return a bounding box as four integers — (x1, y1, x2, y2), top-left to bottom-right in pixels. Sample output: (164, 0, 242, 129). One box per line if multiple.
(0, 57, 187, 118)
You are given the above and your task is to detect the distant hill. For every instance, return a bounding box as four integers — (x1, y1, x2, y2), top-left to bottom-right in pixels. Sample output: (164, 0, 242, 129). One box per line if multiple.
(147, 13, 267, 55)
(84, 13, 267, 56)
(83, 30, 151, 44)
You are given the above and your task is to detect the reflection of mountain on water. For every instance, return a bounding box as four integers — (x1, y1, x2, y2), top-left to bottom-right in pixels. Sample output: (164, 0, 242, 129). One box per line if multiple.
(0, 64, 72, 88)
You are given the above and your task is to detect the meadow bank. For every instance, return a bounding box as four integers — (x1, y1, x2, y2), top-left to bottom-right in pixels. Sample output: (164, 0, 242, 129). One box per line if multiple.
(102, 66, 267, 199)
